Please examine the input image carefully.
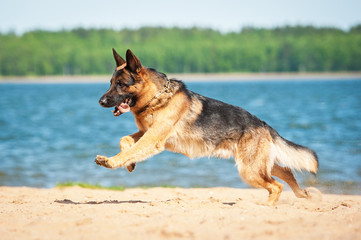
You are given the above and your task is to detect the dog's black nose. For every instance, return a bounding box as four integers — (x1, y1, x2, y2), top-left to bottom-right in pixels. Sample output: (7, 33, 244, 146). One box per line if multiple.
(99, 97, 108, 107)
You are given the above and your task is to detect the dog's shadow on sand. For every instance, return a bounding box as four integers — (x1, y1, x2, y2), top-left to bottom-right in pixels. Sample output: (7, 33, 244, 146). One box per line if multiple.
(54, 199, 151, 205)
(54, 198, 237, 206)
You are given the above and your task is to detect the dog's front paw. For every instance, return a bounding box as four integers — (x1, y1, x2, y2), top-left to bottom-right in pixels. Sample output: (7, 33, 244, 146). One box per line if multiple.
(95, 155, 115, 168)
(126, 163, 136, 172)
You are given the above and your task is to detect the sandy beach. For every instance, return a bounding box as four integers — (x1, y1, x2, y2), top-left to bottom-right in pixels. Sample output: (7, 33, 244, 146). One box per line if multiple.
(0, 186, 360, 240)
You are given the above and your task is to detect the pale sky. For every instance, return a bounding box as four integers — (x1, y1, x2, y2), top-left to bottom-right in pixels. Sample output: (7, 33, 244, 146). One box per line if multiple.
(1, 0, 361, 34)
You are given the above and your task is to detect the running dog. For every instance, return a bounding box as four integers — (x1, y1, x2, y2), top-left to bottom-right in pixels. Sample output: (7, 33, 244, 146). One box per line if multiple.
(95, 49, 318, 205)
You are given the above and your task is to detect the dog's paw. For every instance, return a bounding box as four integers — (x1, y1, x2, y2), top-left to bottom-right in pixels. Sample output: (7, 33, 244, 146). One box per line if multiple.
(126, 163, 136, 172)
(304, 187, 323, 202)
(95, 155, 114, 168)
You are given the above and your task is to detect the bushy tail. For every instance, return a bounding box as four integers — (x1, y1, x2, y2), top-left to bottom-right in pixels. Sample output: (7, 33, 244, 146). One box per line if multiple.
(271, 135, 318, 174)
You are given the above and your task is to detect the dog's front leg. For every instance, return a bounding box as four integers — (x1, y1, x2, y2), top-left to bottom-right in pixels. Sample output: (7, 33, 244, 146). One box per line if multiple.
(119, 131, 144, 172)
(95, 127, 169, 169)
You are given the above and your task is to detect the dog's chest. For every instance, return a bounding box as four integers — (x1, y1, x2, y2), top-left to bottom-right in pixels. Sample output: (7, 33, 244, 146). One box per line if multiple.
(135, 113, 154, 131)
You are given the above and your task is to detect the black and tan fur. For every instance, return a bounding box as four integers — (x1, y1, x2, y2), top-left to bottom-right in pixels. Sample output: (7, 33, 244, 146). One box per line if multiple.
(95, 49, 319, 205)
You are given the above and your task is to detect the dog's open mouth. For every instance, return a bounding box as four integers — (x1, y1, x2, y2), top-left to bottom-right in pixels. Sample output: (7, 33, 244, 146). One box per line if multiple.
(112, 102, 130, 117)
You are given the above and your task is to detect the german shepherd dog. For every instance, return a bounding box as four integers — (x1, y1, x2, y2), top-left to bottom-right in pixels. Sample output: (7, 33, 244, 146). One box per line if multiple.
(95, 49, 318, 205)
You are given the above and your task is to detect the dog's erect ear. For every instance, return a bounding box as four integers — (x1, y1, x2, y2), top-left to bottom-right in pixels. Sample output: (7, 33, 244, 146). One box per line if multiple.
(126, 49, 142, 73)
(112, 48, 126, 67)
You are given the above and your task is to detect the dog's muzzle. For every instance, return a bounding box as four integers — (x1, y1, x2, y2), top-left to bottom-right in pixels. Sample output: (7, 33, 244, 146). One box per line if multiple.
(99, 95, 132, 117)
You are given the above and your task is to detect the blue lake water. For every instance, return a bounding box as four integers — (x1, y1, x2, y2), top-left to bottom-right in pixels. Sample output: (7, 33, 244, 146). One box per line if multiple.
(0, 79, 360, 194)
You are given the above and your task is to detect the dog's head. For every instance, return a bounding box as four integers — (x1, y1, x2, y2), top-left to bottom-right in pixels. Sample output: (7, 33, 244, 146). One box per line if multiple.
(99, 49, 169, 116)
(99, 49, 146, 116)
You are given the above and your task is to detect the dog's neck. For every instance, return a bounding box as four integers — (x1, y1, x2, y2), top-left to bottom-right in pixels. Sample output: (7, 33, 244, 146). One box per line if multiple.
(146, 78, 172, 105)
(134, 78, 172, 115)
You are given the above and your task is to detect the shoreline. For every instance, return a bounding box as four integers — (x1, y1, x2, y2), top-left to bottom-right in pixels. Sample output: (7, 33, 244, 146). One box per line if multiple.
(1, 72, 361, 83)
(1, 186, 360, 240)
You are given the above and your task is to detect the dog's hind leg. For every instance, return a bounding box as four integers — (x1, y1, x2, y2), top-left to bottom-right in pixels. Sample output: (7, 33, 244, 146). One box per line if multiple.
(234, 129, 283, 206)
(262, 178, 283, 206)
(235, 130, 283, 205)
(271, 164, 309, 199)
(238, 162, 284, 206)
(236, 153, 284, 205)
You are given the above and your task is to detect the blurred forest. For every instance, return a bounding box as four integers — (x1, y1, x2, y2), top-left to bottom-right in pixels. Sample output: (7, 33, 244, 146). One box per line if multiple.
(0, 25, 360, 76)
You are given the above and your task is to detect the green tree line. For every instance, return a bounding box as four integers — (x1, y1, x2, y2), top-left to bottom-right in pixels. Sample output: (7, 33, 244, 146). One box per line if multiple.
(0, 25, 360, 76)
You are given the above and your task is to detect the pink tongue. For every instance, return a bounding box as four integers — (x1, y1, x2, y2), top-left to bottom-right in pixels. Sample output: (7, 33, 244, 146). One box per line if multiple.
(118, 103, 130, 113)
